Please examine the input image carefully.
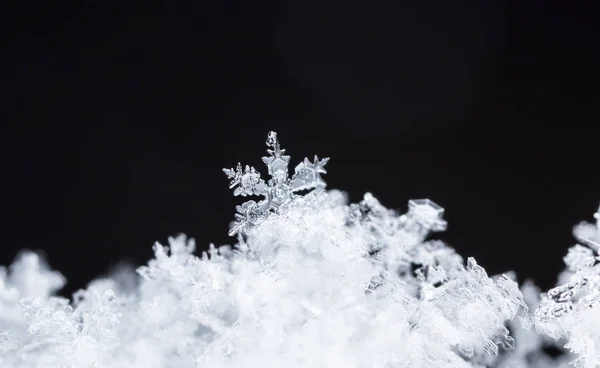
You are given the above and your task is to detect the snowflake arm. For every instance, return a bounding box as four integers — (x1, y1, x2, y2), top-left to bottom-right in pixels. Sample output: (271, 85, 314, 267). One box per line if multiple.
(261, 131, 291, 181)
(291, 155, 330, 192)
(222, 163, 267, 197)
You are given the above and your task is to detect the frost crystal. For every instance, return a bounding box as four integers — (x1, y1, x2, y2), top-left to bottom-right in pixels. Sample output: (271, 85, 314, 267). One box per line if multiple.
(0, 131, 597, 367)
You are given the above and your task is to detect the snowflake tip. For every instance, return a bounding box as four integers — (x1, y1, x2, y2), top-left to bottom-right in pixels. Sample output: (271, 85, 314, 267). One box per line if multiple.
(266, 131, 278, 147)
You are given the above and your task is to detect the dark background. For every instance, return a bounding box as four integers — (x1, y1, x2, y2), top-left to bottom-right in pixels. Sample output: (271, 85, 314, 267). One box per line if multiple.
(1, 1, 598, 297)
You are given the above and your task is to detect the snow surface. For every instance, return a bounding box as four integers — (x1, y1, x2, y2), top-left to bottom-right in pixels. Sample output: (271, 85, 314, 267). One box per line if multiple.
(1, 132, 598, 368)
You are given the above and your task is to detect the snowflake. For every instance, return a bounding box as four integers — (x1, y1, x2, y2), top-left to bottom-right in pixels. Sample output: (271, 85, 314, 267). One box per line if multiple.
(400, 198, 448, 235)
(223, 131, 330, 236)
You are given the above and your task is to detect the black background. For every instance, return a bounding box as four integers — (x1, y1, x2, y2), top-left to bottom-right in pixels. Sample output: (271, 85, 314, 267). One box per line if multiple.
(1, 1, 599, 297)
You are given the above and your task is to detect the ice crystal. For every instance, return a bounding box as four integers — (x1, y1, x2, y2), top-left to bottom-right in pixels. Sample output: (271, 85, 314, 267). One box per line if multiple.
(535, 205, 600, 368)
(488, 270, 580, 368)
(0, 131, 597, 367)
(223, 131, 329, 236)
